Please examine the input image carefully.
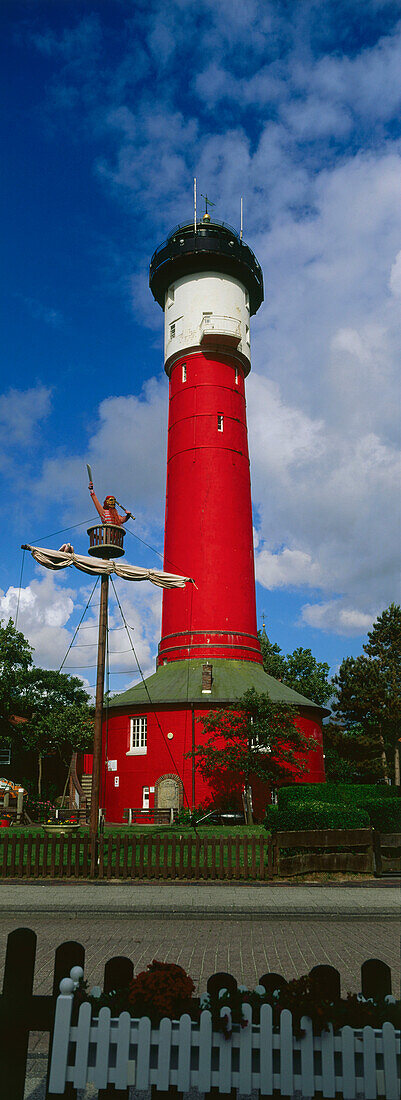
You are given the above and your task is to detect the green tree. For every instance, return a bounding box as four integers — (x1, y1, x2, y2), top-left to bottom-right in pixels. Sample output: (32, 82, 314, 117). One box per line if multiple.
(0, 621, 93, 796)
(258, 629, 287, 680)
(258, 628, 332, 707)
(284, 647, 332, 707)
(193, 688, 314, 811)
(322, 722, 383, 783)
(16, 668, 93, 796)
(0, 618, 33, 720)
(332, 604, 401, 783)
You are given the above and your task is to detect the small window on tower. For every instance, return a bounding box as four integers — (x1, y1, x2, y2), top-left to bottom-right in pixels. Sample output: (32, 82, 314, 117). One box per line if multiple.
(170, 322, 176, 339)
(217, 414, 224, 432)
(182, 363, 187, 382)
(202, 311, 212, 326)
(167, 286, 175, 307)
(245, 291, 250, 310)
(235, 368, 239, 384)
(128, 716, 147, 754)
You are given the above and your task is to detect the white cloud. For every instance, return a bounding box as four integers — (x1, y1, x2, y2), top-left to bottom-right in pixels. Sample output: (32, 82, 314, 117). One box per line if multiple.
(256, 549, 323, 590)
(0, 573, 76, 669)
(389, 250, 401, 297)
(0, 569, 161, 692)
(300, 602, 375, 636)
(0, 386, 51, 447)
(22, 1, 401, 649)
(33, 377, 168, 534)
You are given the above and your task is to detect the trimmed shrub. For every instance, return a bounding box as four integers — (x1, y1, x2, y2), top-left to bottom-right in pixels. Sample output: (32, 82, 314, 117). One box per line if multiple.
(264, 805, 280, 832)
(365, 800, 401, 832)
(265, 801, 369, 833)
(278, 783, 398, 808)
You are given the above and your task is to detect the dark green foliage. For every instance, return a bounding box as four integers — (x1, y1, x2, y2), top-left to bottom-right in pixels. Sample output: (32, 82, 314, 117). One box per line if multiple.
(0, 618, 33, 719)
(0, 619, 93, 796)
(264, 805, 280, 832)
(278, 783, 397, 807)
(258, 630, 287, 680)
(323, 722, 385, 783)
(258, 631, 332, 706)
(283, 647, 332, 707)
(332, 604, 401, 780)
(193, 688, 314, 788)
(265, 801, 369, 832)
(366, 801, 401, 832)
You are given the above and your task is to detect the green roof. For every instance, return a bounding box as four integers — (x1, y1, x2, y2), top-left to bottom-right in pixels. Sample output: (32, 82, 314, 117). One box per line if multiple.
(109, 658, 325, 713)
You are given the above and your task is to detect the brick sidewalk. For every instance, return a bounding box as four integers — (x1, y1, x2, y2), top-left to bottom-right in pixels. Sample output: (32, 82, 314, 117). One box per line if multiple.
(1, 913, 398, 995)
(4, 914, 396, 1099)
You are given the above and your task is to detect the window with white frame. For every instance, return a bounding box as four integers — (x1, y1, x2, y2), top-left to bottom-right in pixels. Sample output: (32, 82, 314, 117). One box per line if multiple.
(235, 368, 239, 384)
(250, 728, 271, 754)
(0, 747, 11, 766)
(182, 362, 187, 382)
(217, 414, 224, 432)
(142, 786, 150, 809)
(167, 285, 175, 307)
(128, 716, 147, 754)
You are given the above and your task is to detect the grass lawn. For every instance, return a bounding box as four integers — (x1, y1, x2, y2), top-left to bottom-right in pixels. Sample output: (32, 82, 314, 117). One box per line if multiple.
(0, 824, 270, 875)
(4, 824, 267, 838)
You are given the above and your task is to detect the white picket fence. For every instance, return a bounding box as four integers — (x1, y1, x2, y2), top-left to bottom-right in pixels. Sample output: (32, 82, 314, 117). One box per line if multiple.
(49, 973, 400, 1098)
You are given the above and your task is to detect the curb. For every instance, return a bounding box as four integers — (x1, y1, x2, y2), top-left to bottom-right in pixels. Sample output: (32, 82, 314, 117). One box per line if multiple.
(1, 906, 398, 921)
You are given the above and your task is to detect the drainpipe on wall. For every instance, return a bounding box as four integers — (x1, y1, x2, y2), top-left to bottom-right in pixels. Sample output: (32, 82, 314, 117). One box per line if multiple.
(191, 703, 196, 808)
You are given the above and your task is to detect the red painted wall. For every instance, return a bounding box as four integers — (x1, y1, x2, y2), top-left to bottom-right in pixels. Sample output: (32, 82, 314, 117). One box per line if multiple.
(100, 705, 325, 823)
(159, 352, 262, 665)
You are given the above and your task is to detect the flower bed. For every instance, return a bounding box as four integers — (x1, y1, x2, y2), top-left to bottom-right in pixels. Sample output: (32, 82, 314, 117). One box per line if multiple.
(49, 962, 401, 1097)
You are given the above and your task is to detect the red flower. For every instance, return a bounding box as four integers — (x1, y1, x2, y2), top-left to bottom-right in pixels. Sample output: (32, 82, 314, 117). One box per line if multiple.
(128, 960, 195, 1020)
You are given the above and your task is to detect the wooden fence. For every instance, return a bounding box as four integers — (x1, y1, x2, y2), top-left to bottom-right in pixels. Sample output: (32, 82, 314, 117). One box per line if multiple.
(0, 927, 397, 1100)
(0, 831, 274, 880)
(0, 829, 398, 879)
(273, 827, 376, 877)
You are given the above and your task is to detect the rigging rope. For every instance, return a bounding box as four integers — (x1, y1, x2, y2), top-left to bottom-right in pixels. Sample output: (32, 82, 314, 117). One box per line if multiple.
(58, 578, 100, 674)
(15, 549, 26, 629)
(124, 522, 192, 581)
(31, 518, 94, 544)
(110, 576, 192, 811)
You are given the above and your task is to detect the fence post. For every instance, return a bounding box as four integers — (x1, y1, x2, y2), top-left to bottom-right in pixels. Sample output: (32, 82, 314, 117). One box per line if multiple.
(17, 789, 24, 824)
(45, 940, 85, 1100)
(0, 927, 36, 1100)
(97, 957, 134, 1100)
(361, 958, 392, 999)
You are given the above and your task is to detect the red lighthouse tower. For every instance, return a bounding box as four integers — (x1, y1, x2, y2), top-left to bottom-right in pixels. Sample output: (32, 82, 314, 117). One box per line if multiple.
(151, 214, 264, 666)
(100, 213, 325, 822)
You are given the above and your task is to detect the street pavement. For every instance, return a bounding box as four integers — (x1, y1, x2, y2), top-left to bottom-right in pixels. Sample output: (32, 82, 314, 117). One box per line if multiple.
(0, 878, 399, 918)
(0, 881, 397, 1098)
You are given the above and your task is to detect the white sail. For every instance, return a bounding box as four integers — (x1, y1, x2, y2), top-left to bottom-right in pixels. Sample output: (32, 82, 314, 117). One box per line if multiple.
(23, 545, 191, 589)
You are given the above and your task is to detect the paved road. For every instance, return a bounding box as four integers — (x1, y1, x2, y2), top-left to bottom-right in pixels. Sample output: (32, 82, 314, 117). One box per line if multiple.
(0, 882, 396, 1098)
(1, 879, 400, 918)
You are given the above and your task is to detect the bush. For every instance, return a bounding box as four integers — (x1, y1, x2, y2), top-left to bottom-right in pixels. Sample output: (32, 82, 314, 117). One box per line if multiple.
(278, 783, 398, 808)
(265, 801, 369, 833)
(365, 801, 401, 832)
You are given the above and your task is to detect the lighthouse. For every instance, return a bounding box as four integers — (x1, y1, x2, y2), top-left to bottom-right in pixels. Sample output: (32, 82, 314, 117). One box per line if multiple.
(99, 212, 326, 822)
(151, 212, 264, 666)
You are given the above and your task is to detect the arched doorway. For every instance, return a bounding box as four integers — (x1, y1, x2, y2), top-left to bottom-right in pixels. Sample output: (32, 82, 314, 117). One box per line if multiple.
(155, 774, 183, 812)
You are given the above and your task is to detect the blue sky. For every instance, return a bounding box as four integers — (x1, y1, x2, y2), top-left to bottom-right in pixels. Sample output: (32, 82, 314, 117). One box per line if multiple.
(1, 0, 400, 694)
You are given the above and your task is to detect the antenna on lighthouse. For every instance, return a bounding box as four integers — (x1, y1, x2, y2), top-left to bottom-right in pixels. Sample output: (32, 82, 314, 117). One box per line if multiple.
(240, 196, 243, 240)
(194, 177, 197, 234)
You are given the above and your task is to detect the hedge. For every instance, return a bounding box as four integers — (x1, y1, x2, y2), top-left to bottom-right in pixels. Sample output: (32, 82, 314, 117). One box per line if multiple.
(365, 800, 401, 832)
(278, 783, 398, 808)
(264, 801, 370, 833)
